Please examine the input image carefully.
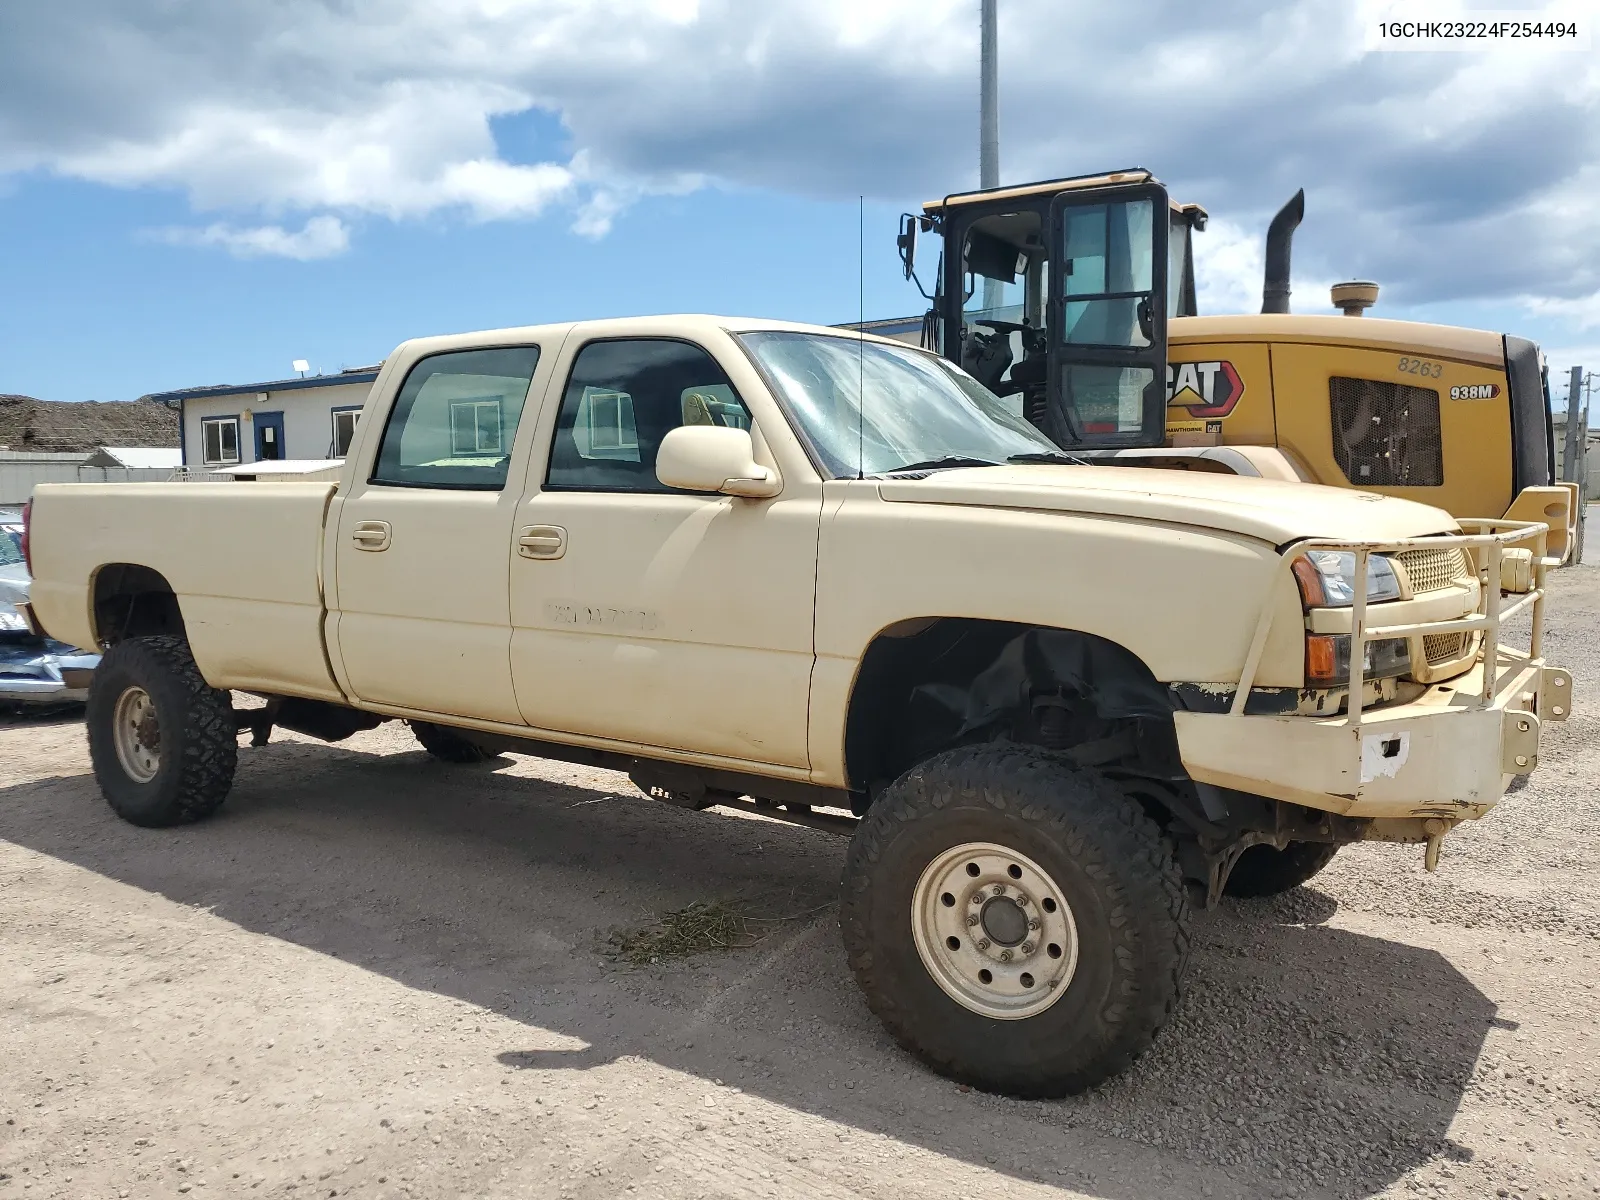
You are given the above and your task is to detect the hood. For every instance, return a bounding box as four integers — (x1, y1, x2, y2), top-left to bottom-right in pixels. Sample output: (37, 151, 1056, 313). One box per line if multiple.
(876, 464, 1457, 546)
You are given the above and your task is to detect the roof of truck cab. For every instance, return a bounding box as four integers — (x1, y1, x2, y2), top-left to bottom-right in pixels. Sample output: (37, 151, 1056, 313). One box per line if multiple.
(393, 315, 916, 356)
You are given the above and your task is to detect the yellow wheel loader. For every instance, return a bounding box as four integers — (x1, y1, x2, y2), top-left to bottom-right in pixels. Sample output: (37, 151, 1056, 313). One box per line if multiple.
(888, 168, 1581, 563)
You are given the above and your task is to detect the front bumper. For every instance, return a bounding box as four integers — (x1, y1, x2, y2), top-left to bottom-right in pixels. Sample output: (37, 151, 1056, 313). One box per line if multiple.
(1173, 518, 1569, 821)
(1174, 651, 1570, 819)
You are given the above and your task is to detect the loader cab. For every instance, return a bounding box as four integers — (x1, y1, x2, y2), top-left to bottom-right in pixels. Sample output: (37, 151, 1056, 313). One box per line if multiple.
(907, 170, 1183, 449)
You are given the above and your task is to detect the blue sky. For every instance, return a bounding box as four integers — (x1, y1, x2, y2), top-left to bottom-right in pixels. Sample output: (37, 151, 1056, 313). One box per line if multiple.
(1, 0, 1596, 406)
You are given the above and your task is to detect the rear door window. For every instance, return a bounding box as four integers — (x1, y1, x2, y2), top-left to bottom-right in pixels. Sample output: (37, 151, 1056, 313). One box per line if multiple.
(370, 346, 541, 490)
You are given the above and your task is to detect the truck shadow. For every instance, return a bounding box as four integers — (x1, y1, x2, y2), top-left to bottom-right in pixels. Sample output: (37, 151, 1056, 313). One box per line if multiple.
(0, 735, 1495, 1200)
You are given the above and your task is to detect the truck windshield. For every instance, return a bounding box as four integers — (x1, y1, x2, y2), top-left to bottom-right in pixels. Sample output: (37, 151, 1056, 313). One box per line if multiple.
(737, 331, 1060, 477)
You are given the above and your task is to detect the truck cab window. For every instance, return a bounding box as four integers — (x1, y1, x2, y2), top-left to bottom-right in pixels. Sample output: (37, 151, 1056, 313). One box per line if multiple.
(546, 339, 751, 492)
(370, 346, 540, 490)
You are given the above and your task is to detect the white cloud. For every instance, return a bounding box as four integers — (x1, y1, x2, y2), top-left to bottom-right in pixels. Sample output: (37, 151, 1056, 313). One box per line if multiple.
(0, 0, 1594, 312)
(153, 215, 351, 260)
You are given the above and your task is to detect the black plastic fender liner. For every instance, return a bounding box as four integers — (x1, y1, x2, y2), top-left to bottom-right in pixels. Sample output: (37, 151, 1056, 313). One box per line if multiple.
(909, 627, 1175, 746)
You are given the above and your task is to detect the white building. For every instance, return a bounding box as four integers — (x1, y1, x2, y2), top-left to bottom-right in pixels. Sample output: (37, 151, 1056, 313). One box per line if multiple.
(146, 367, 380, 470)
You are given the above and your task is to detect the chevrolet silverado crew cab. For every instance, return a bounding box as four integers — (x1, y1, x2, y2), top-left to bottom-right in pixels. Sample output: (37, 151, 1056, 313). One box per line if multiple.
(25, 314, 1569, 1098)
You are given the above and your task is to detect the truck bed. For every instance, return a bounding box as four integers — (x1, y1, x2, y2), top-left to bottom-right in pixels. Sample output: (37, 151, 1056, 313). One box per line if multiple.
(29, 482, 344, 701)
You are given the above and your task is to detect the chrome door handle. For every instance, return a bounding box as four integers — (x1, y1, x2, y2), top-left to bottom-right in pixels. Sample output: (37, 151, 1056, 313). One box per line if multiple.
(517, 525, 566, 560)
(351, 520, 391, 551)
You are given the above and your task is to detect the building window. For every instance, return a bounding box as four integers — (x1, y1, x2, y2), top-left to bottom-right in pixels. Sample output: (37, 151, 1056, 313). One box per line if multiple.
(332, 407, 362, 457)
(201, 417, 240, 465)
(449, 398, 505, 456)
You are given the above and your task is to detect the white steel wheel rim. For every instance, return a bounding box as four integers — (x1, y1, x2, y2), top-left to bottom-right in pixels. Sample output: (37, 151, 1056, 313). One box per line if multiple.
(911, 841, 1079, 1020)
(112, 685, 162, 784)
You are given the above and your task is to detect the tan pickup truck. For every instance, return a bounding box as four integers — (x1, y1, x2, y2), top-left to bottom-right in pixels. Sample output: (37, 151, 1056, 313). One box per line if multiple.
(25, 315, 1570, 1098)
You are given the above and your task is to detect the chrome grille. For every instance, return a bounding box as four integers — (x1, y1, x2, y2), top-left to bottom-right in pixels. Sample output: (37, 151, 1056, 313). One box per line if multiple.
(1423, 632, 1469, 665)
(1398, 546, 1470, 594)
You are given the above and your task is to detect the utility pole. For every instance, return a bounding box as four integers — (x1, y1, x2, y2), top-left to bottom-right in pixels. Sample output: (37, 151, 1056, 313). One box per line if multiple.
(979, 0, 1002, 311)
(1563, 364, 1590, 565)
(980, 0, 999, 192)
(1563, 364, 1583, 484)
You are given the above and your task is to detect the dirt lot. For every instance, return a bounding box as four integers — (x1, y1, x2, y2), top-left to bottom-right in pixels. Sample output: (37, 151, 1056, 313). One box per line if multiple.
(4, 554, 1599, 1200)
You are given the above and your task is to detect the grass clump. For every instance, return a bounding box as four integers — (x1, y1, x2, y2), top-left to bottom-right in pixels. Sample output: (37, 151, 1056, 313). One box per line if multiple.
(607, 900, 765, 965)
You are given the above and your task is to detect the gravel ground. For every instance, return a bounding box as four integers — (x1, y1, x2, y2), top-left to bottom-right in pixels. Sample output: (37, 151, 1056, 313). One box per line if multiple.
(2, 538, 1598, 1200)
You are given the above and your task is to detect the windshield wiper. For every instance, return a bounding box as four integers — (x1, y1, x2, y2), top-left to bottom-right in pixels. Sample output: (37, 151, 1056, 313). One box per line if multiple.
(1006, 451, 1089, 466)
(876, 456, 1000, 476)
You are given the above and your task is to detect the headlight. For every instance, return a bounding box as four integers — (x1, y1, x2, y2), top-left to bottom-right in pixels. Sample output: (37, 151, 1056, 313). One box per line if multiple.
(1292, 550, 1402, 607)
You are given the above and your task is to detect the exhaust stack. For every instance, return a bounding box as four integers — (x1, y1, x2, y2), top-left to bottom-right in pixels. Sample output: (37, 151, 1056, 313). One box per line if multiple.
(1261, 189, 1305, 314)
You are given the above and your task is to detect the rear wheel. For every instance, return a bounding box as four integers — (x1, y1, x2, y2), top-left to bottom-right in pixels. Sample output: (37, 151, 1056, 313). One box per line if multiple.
(1223, 840, 1341, 898)
(86, 636, 237, 827)
(407, 720, 492, 764)
(840, 743, 1189, 1097)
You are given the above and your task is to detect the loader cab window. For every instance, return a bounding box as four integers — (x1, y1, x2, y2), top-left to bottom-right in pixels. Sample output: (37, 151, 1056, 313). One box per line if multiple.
(957, 209, 1048, 420)
(369, 345, 541, 489)
(1049, 194, 1164, 443)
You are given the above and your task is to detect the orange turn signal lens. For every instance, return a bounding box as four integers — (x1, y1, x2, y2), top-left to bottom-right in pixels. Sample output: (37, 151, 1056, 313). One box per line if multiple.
(1306, 635, 1340, 684)
(1292, 557, 1327, 607)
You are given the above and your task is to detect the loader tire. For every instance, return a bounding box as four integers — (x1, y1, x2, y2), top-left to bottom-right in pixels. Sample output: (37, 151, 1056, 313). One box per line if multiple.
(840, 743, 1189, 1098)
(407, 720, 492, 764)
(1223, 840, 1341, 898)
(86, 636, 237, 828)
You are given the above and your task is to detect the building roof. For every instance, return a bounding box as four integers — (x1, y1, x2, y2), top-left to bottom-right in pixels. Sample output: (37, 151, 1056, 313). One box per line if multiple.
(142, 366, 382, 405)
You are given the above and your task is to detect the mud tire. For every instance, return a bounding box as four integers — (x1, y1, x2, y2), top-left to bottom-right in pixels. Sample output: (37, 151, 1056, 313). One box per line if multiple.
(407, 720, 492, 764)
(840, 743, 1190, 1097)
(86, 636, 237, 828)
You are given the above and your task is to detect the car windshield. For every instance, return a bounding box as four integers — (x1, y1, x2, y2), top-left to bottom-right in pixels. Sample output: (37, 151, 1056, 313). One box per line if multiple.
(0, 528, 23, 568)
(736, 331, 1060, 477)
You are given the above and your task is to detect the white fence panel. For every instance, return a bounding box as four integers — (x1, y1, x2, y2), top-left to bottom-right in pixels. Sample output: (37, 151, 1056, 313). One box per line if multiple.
(0, 463, 181, 504)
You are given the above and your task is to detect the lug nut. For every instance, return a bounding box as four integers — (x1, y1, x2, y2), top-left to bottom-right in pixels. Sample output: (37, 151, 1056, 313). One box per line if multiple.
(999, 949, 1013, 962)
(1021, 942, 1035, 955)
(966, 915, 979, 927)
(1027, 918, 1040, 931)
(991, 884, 1005, 896)
(977, 938, 991, 950)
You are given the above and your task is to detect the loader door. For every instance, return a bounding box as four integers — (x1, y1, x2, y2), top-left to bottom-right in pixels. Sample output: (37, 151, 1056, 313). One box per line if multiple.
(1045, 183, 1169, 448)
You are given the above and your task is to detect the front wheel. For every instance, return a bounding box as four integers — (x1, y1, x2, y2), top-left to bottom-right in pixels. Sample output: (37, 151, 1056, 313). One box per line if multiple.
(86, 636, 238, 827)
(840, 743, 1189, 1097)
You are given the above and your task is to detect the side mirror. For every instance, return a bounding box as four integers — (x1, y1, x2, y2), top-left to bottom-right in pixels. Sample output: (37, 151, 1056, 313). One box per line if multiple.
(897, 213, 919, 281)
(656, 426, 781, 498)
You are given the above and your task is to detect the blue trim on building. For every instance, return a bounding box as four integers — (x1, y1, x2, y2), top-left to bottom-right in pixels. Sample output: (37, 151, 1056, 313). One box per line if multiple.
(145, 369, 381, 405)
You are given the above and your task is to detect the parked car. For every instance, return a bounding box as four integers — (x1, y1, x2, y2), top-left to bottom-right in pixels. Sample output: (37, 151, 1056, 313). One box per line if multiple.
(0, 506, 99, 707)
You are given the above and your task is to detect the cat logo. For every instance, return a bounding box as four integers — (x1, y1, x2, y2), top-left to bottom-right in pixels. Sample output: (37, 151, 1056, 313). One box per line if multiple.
(1166, 360, 1244, 419)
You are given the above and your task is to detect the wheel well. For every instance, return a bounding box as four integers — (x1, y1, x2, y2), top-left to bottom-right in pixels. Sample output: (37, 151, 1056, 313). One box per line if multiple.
(92, 564, 186, 646)
(843, 618, 1183, 806)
